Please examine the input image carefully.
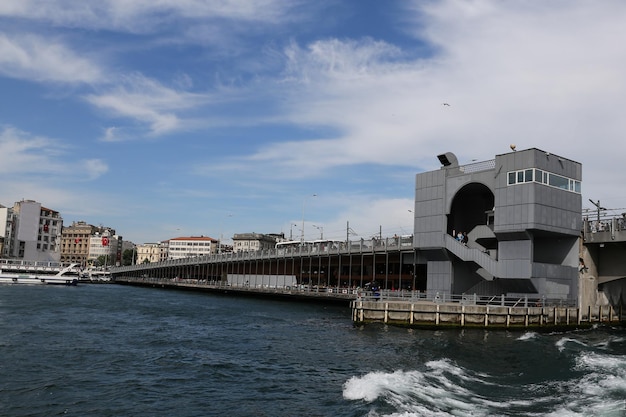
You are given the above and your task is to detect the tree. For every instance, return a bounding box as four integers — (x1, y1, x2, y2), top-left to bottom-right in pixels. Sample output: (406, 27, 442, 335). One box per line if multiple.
(94, 255, 108, 267)
(122, 249, 137, 266)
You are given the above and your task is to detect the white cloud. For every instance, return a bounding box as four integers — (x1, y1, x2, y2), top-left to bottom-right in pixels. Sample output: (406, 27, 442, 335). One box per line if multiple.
(321, 197, 415, 241)
(85, 74, 208, 136)
(0, 33, 102, 83)
(0, 0, 299, 32)
(81, 159, 109, 180)
(0, 126, 108, 179)
(225, 0, 626, 210)
(0, 126, 112, 226)
(0, 126, 63, 174)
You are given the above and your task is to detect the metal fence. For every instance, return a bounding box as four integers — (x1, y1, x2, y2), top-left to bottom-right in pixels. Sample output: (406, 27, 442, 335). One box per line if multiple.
(114, 276, 576, 308)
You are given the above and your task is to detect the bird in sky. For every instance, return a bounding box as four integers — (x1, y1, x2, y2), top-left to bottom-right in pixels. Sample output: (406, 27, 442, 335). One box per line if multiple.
(442, 103, 450, 106)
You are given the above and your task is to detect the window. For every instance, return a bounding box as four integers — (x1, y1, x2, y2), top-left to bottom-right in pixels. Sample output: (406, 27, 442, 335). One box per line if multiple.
(548, 173, 568, 190)
(524, 169, 533, 182)
(507, 168, 581, 194)
(508, 172, 516, 185)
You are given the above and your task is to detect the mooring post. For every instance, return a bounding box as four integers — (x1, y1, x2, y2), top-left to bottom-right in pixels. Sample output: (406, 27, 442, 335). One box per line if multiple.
(485, 306, 489, 327)
(461, 305, 465, 326)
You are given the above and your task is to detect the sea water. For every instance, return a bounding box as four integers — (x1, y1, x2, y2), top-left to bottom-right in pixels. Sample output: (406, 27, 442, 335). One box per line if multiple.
(0, 284, 624, 416)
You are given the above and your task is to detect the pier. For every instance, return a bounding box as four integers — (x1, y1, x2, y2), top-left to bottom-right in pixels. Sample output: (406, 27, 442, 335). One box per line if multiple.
(351, 296, 624, 330)
(112, 229, 626, 330)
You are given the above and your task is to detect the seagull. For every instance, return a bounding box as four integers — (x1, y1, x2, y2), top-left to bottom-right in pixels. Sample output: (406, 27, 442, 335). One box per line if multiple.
(442, 103, 450, 106)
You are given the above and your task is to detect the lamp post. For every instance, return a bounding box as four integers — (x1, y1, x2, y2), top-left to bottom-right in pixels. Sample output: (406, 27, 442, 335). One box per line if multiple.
(313, 225, 324, 240)
(218, 214, 233, 254)
(301, 194, 317, 243)
(289, 223, 298, 240)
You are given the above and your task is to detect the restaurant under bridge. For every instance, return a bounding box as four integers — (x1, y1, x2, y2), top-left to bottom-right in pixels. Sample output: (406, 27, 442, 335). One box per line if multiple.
(112, 236, 422, 292)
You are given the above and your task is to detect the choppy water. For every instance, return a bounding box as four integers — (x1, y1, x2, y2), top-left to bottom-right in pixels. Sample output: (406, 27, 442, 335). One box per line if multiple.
(0, 284, 624, 417)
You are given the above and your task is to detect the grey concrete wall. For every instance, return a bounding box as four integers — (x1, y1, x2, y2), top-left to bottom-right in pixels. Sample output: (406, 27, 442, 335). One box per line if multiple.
(494, 149, 581, 236)
(426, 260, 452, 294)
(414, 170, 446, 248)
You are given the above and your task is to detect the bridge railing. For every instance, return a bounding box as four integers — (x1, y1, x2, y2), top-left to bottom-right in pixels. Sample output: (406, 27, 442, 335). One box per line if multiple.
(114, 235, 415, 273)
(356, 290, 577, 308)
(114, 275, 577, 308)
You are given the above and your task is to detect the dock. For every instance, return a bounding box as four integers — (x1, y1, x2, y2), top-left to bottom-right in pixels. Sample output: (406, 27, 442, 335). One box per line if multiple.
(351, 296, 625, 330)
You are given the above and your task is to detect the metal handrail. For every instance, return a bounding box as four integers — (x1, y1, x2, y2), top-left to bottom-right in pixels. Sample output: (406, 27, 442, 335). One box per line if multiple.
(114, 276, 577, 308)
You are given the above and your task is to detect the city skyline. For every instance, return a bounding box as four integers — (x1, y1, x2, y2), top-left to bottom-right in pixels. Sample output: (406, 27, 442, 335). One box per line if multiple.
(1, 1, 626, 244)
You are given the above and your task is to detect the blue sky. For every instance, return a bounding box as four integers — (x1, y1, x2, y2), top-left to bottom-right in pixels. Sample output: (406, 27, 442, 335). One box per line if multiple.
(1, 0, 626, 245)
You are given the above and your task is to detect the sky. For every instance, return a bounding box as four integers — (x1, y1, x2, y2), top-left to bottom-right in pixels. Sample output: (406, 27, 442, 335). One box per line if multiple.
(1, 0, 626, 245)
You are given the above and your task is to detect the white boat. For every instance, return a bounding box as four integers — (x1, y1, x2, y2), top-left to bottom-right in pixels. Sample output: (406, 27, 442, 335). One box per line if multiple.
(0, 264, 79, 286)
(82, 269, 111, 282)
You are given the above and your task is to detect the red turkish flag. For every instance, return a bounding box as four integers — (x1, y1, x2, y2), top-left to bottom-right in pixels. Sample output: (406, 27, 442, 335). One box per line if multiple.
(102, 237, 109, 246)
(75, 238, 80, 243)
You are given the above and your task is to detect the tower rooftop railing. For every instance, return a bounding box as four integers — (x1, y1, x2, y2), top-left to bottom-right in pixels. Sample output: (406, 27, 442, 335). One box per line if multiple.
(459, 159, 495, 173)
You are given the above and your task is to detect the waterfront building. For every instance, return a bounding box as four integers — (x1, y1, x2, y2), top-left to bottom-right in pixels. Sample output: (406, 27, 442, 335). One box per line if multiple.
(0, 199, 63, 262)
(136, 242, 168, 264)
(412, 148, 582, 302)
(168, 236, 217, 259)
(88, 231, 122, 268)
(60, 221, 111, 267)
(232, 233, 284, 253)
(0, 204, 13, 257)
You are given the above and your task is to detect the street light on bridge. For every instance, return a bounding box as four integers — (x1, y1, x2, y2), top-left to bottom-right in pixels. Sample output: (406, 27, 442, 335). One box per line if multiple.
(301, 194, 317, 242)
(313, 225, 324, 239)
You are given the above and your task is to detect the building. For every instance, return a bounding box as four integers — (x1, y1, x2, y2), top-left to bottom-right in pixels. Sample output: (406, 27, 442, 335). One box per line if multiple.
(0, 200, 63, 262)
(232, 233, 284, 253)
(0, 204, 13, 257)
(136, 242, 168, 264)
(60, 221, 111, 267)
(88, 231, 122, 268)
(168, 236, 217, 259)
(412, 148, 582, 302)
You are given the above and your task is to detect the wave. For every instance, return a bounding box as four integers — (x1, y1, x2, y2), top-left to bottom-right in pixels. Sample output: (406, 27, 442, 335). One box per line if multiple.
(342, 349, 626, 417)
(555, 336, 589, 352)
(517, 331, 538, 341)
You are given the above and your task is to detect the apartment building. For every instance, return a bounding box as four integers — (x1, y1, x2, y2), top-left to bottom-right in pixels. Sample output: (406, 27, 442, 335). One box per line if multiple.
(60, 221, 111, 267)
(232, 233, 284, 253)
(0, 199, 63, 262)
(168, 236, 217, 259)
(136, 242, 168, 264)
(87, 231, 122, 268)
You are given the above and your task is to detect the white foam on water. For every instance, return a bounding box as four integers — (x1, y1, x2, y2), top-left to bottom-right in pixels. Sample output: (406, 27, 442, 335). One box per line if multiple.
(343, 347, 626, 417)
(541, 350, 626, 416)
(555, 336, 588, 352)
(343, 370, 423, 402)
(342, 359, 519, 417)
(517, 331, 538, 341)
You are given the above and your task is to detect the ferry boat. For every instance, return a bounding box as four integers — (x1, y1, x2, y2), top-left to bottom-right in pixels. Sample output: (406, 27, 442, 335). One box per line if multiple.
(0, 264, 79, 286)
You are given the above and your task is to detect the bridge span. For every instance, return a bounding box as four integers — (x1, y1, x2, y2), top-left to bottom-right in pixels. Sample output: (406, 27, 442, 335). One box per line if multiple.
(113, 235, 419, 295)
